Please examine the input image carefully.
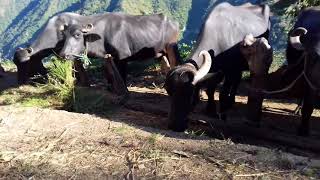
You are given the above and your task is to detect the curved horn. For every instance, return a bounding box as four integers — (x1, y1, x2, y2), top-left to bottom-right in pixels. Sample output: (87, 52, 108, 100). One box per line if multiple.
(289, 27, 308, 50)
(192, 50, 212, 85)
(243, 34, 256, 46)
(26, 47, 33, 54)
(82, 23, 94, 33)
(59, 24, 68, 31)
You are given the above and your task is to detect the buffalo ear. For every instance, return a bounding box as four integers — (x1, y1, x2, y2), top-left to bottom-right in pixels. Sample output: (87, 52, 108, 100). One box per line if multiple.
(84, 34, 101, 43)
(208, 49, 215, 58)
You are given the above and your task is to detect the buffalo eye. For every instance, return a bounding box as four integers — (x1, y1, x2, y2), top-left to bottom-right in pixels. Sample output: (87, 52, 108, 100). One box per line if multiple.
(74, 33, 81, 39)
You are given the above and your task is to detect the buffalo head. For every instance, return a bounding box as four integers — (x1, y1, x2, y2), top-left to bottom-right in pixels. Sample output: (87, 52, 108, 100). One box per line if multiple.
(13, 47, 34, 84)
(14, 47, 33, 63)
(59, 23, 101, 60)
(289, 27, 320, 89)
(240, 34, 273, 124)
(165, 51, 212, 132)
(240, 34, 273, 79)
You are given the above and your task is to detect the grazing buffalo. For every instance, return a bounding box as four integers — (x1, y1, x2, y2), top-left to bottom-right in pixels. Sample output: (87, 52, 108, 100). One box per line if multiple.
(13, 12, 180, 91)
(165, 2, 271, 132)
(58, 13, 180, 94)
(250, 7, 320, 136)
(13, 13, 86, 85)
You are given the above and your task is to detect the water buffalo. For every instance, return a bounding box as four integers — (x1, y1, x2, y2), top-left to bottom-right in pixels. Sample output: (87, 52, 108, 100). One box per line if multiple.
(251, 7, 320, 136)
(164, 2, 271, 132)
(58, 13, 180, 94)
(13, 12, 180, 90)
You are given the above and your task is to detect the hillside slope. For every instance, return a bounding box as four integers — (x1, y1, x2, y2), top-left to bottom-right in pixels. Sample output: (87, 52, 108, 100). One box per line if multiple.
(0, 0, 287, 60)
(0, 0, 194, 59)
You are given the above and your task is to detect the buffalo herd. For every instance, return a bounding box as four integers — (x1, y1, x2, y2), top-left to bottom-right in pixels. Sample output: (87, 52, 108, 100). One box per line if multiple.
(9, 2, 320, 136)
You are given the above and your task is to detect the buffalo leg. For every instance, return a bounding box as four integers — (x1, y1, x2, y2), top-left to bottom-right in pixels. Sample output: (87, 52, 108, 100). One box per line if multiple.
(298, 88, 314, 136)
(229, 72, 242, 107)
(159, 55, 171, 75)
(74, 60, 90, 87)
(104, 55, 128, 95)
(246, 90, 263, 126)
(205, 72, 224, 118)
(16, 62, 30, 84)
(219, 77, 233, 121)
(114, 60, 128, 84)
(166, 43, 181, 67)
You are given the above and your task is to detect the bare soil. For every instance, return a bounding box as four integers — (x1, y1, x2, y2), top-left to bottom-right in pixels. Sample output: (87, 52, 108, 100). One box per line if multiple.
(0, 70, 320, 179)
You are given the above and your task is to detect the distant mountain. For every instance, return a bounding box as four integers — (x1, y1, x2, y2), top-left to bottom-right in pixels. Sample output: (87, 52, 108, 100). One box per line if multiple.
(0, 0, 287, 59)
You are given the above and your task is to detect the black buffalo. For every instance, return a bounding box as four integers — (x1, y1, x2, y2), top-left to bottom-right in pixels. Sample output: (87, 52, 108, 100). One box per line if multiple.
(165, 2, 271, 132)
(13, 12, 180, 90)
(252, 7, 320, 136)
(58, 12, 180, 94)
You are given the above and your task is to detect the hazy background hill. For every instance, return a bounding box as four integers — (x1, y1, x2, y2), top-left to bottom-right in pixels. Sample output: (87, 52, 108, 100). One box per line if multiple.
(0, 0, 287, 59)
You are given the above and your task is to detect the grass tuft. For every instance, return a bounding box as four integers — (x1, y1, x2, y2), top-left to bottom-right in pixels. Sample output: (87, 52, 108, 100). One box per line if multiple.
(44, 57, 75, 110)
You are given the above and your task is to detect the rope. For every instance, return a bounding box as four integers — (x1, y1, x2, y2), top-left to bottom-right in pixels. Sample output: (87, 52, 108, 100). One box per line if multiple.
(302, 55, 320, 95)
(250, 53, 306, 95)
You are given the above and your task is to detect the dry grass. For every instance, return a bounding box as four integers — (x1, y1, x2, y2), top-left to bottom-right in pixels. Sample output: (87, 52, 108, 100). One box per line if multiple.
(0, 106, 318, 179)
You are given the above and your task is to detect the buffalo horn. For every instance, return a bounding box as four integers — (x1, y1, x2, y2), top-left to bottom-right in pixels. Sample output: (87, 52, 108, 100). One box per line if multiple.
(192, 50, 212, 85)
(289, 27, 308, 50)
(59, 24, 68, 31)
(82, 23, 94, 33)
(26, 47, 33, 54)
(243, 34, 256, 46)
(161, 56, 170, 69)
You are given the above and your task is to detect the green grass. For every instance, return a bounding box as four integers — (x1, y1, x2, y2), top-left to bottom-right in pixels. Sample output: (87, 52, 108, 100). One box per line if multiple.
(1, 60, 16, 72)
(0, 56, 115, 115)
(0, 85, 61, 108)
(21, 97, 51, 107)
(43, 57, 75, 110)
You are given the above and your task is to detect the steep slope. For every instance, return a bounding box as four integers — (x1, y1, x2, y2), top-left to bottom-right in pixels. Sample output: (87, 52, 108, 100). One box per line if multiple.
(0, 0, 32, 34)
(0, 0, 193, 59)
(0, 0, 286, 60)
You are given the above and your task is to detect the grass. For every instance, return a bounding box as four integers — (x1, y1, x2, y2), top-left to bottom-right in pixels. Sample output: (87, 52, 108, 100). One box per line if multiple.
(0, 85, 61, 108)
(0, 60, 16, 72)
(148, 133, 165, 145)
(0, 56, 115, 115)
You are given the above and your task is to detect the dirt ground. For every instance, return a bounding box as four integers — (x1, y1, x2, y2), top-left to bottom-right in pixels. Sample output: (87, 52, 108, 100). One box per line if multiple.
(0, 70, 320, 179)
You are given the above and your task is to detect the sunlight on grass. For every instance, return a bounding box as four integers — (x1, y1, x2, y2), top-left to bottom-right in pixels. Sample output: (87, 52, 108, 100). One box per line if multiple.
(0, 57, 113, 114)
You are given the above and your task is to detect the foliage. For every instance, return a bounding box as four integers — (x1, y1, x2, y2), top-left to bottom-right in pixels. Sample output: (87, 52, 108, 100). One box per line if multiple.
(44, 57, 75, 110)
(281, 0, 320, 30)
(285, 0, 320, 17)
(178, 42, 193, 60)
